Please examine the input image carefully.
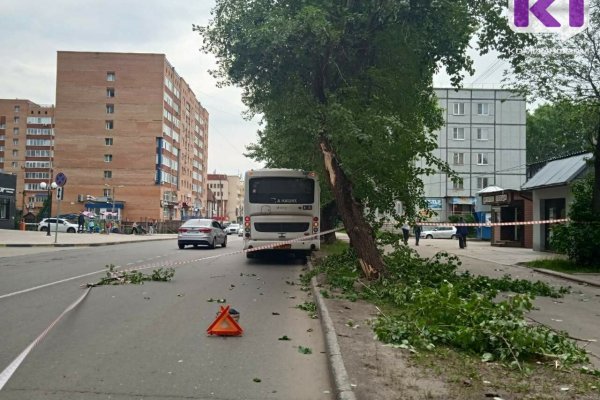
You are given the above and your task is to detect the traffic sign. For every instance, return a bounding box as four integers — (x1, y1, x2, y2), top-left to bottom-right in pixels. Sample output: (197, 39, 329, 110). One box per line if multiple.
(56, 187, 64, 200)
(55, 172, 67, 187)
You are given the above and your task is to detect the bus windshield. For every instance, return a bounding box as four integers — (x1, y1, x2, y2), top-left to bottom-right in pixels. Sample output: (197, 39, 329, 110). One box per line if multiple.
(248, 177, 315, 204)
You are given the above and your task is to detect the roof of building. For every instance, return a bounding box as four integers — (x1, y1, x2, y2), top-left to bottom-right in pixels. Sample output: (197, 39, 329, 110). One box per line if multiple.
(521, 152, 592, 190)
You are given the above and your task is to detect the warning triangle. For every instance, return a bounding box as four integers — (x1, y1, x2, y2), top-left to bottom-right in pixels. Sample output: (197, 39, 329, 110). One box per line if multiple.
(207, 306, 243, 336)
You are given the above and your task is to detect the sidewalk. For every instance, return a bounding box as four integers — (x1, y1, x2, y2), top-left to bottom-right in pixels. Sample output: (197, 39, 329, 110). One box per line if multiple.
(0, 228, 176, 247)
(313, 234, 600, 399)
(410, 238, 600, 287)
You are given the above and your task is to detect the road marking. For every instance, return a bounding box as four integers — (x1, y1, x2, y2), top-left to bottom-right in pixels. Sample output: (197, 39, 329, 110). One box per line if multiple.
(0, 270, 105, 300)
(0, 287, 92, 390)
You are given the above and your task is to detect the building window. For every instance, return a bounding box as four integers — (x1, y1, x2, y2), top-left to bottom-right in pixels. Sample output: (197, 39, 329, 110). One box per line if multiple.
(13, 139, 18, 145)
(12, 149, 18, 157)
(106, 104, 114, 114)
(13, 116, 19, 124)
(13, 128, 19, 135)
(476, 128, 489, 141)
(14, 105, 20, 113)
(453, 152, 464, 165)
(105, 120, 114, 130)
(104, 154, 113, 162)
(104, 170, 112, 179)
(477, 153, 489, 165)
(11, 161, 18, 168)
(105, 138, 113, 146)
(453, 180, 464, 190)
(452, 127, 465, 140)
(452, 102, 465, 115)
(107, 88, 115, 97)
(477, 103, 489, 115)
(107, 72, 116, 82)
(103, 189, 111, 197)
(476, 177, 490, 189)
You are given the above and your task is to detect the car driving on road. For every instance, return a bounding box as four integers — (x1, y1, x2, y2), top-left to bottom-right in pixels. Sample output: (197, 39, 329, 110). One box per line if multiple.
(420, 226, 457, 239)
(177, 218, 227, 249)
(37, 218, 79, 233)
(225, 223, 240, 235)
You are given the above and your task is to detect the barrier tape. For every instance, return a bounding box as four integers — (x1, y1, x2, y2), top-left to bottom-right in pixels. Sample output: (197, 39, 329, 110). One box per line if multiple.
(0, 220, 569, 390)
(0, 287, 92, 390)
(408, 218, 570, 227)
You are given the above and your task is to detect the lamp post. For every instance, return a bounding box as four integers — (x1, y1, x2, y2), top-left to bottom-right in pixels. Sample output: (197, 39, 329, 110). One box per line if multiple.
(40, 181, 57, 236)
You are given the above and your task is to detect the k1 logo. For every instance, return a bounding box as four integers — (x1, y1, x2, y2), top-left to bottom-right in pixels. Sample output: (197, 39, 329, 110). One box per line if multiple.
(509, 0, 589, 38)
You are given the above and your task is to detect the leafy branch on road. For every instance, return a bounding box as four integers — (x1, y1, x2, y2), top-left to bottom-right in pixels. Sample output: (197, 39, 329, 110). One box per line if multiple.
(92, 264, 175, 286)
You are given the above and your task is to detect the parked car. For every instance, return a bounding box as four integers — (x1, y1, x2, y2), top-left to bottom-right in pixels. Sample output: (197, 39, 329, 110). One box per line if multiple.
(38, 218, 79, 233)
(178, 218, 227, 249)
(225, 223, 240, 235)
(420, 226, 457, 239)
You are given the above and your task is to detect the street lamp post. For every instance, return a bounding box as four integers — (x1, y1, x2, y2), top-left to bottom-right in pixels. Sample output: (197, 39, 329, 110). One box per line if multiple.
(40, 181, 57, 236)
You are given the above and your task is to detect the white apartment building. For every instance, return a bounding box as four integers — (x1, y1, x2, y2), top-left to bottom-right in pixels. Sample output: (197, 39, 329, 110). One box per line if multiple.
(418, 88, 526, 221)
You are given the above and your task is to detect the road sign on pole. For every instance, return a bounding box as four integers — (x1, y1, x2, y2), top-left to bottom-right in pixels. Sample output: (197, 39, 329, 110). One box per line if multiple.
(56, 187, 64, 200)
(55, 172, 67, 187)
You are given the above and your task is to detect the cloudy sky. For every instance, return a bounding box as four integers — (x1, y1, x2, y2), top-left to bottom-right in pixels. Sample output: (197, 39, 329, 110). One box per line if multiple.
(0, 1, 505, 176)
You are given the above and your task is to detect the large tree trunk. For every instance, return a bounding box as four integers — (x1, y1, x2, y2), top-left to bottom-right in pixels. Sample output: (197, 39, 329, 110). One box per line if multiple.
(594, 113, 600, 214)
(320, 200, 338, 245)
(319, 137, 385, 279)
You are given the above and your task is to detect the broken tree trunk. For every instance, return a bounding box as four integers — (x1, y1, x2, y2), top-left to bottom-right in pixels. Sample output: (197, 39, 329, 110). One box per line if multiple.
(319, 137, 385, 279)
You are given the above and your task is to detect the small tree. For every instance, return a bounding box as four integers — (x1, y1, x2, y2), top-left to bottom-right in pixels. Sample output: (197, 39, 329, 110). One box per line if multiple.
(550, 175, 600, 268)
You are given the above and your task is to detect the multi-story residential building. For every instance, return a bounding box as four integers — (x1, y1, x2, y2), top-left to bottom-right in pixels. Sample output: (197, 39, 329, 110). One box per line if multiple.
(207, 174, 228, 222)
(0, 100, 55, 217)
(53, 51, 209, 221)
(206, 174, 244, 223)
(418, 88, 526, 221)
(226, 175, 243, 223)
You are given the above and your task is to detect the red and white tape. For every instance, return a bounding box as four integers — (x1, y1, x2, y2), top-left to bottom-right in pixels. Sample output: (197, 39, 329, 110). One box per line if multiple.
(415, 218, 570, 227)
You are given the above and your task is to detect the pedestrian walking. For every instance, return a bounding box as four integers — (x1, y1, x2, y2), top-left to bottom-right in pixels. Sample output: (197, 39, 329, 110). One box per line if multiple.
(413, 223, 422, 246)
(149, 220, 154, 235)
(401, 220, 410, 245)
(77, 212, 85, 233)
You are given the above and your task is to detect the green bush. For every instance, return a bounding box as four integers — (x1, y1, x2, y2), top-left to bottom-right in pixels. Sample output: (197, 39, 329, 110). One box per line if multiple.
(550, 176, 600, 268)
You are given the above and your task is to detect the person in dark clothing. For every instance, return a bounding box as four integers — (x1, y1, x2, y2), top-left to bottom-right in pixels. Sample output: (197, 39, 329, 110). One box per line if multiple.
(413, 223, 422, 246)
(77, 212, 85, 233)
(456, 218, 468, 248)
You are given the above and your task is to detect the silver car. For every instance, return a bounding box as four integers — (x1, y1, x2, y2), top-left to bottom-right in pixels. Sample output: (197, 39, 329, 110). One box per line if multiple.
(420, 226, 457, 239)
(38, 218, 78, 233)
(178, 219, 227, 249)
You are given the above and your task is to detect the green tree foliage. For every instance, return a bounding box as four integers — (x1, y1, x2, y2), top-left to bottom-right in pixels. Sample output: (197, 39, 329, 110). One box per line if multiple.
(196, 0, 532, 278)
(510, 0, 600, 211)
(550, 175, 600, 268)
(526, 101, 594, 163)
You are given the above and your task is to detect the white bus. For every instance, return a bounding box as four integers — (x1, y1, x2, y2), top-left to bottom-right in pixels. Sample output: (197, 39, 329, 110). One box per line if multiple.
(243, 169, 320, 258)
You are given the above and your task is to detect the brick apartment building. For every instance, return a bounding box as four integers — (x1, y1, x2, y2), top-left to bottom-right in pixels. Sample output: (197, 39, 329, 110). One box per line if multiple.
(0, 100, 55, 216)
(53, 51, 209, 221)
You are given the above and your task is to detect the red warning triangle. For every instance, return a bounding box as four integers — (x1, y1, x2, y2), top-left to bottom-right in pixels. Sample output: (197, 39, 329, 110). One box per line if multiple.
(207, 306, 243, 336)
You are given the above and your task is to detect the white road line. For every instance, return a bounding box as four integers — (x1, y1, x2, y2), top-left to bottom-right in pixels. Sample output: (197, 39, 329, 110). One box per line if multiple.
(0, 270, 105, 300)
(0, 287, 92, 390)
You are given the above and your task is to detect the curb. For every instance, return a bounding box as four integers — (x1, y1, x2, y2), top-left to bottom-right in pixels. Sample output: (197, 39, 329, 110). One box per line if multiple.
(309, 261, 356, 400)
(0, 236, 176, 248)
(531, 268, 600, 288)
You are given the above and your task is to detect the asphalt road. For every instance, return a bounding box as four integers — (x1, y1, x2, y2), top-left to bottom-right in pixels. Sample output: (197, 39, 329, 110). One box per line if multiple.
(0, 237, 333, 399)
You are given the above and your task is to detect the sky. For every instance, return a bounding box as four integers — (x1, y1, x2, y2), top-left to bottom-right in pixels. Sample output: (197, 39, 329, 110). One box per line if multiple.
(0, 1, 507, 176)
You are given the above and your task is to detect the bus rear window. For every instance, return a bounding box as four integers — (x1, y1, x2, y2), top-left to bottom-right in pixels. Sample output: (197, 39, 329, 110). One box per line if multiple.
(249, 177, 315, 204)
